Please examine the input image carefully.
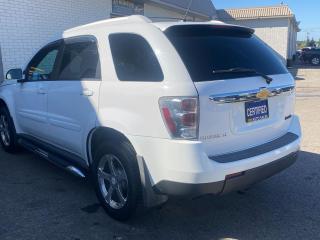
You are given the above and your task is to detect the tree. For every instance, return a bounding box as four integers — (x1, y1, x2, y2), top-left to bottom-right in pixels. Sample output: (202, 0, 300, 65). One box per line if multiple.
(307, 38, 316, 47)
(306, 36, 310, 46)
(297, 41, 307, 49)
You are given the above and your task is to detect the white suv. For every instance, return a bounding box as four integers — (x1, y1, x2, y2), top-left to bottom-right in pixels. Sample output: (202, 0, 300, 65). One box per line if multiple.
(0, 16, 301, 220)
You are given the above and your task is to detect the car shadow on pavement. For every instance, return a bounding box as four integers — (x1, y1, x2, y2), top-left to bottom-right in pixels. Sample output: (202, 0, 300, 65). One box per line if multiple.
(129, 150, 320, 240)
(289, 68, 305, 80)
(0, 150, 319, 240)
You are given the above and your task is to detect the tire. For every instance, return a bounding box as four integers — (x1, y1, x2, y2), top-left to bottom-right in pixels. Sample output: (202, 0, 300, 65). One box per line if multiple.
(91, 139, 142, 221)
(0, 106, 19, 153)
(310, 55, 320, 66)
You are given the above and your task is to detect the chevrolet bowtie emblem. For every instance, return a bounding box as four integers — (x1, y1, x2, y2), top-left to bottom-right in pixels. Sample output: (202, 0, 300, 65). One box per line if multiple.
(256, 88, 271, 99)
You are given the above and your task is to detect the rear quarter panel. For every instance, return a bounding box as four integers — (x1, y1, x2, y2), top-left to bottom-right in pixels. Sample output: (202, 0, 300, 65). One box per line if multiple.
(94, 23, 198, 139)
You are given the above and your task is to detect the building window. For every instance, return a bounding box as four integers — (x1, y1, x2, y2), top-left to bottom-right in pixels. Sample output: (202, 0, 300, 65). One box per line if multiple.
(111, 0, 144, 17)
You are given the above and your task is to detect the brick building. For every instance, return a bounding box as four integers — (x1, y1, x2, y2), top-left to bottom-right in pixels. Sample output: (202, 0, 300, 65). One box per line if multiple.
(0, 0, 216, 79)
(0, 2, 300, 80)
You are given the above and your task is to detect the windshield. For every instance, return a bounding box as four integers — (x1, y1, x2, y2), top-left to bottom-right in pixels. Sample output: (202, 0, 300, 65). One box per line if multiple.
(165, 25, 288, 82)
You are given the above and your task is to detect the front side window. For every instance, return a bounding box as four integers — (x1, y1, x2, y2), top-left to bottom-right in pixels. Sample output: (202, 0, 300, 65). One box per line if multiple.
(109, 33, 163, 82)
(26, 44, 59, 81)
(57, 38, 101, 80)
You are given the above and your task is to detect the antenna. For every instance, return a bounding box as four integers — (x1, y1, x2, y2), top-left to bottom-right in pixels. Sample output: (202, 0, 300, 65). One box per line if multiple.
(183, 0, 193, 22)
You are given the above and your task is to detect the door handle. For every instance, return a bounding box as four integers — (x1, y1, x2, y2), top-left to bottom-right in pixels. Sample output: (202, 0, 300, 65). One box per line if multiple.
(38, 87, 47, 94)
(81, 89, 94, 96)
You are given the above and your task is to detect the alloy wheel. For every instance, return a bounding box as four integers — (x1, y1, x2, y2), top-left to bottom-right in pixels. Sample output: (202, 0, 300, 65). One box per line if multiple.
(0, 114, 10, 146)
(97, 154, 129, 209)
(311, 57, 320, 65)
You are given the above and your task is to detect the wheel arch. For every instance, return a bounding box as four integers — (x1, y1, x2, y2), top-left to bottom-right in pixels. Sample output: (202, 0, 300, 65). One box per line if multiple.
(0, 97, 14, 122)
(0, 91, 20, 133)
(87, 126, 168, 208)
(87, 127, 136, 165)
(0, 98, 8, 109)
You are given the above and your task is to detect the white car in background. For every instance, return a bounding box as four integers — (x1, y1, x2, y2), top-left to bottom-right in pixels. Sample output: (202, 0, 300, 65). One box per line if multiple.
(0, 16, 301, 220)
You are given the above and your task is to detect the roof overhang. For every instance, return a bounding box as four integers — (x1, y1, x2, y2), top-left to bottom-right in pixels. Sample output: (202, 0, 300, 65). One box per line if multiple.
(217, 6, 301, 33)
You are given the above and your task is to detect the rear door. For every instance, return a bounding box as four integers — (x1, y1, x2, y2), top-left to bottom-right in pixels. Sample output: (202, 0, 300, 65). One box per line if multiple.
(165, 25, 295, 156)
(46, 36, 101, 157)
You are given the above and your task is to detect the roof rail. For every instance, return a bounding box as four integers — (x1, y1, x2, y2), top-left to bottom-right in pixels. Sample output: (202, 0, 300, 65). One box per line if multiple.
(122, 15, 152, 23)
(65, 15, 152, 34)
(209, 20, 226, 24)
(148, 16, 186, 22)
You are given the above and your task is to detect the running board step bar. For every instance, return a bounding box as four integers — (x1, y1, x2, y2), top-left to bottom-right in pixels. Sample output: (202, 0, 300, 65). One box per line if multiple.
(66, 166, 86, 178)
(18, 138, 86, 178)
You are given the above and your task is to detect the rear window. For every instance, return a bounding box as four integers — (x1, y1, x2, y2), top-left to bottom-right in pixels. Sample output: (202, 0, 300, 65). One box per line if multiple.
(165, 25, 288, 82)
(109, 33, 163, 82)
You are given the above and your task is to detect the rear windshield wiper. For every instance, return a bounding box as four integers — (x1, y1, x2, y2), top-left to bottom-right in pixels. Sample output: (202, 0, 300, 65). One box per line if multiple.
(212, 67, 273, 84)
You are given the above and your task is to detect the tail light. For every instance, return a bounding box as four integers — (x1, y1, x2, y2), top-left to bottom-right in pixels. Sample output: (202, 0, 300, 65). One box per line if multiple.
(159, 97, 199, 140)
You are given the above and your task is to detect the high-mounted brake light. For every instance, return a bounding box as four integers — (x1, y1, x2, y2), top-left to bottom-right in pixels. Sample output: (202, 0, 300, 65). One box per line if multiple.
(159, 97, 199, 139)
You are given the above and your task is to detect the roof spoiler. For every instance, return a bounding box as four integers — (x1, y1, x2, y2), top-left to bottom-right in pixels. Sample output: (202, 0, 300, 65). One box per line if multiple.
(209, 23, 255, 34)
(165, 24, 255, 35)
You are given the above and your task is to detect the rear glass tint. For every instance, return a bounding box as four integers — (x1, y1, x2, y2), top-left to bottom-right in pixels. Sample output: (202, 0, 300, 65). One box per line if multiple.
(165, 25, 288, 82)
(109, 33, 163, 82)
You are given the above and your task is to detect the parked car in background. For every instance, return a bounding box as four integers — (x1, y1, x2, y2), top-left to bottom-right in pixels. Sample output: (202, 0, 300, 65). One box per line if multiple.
(0, 16, 301, 221)
(298, 47, 320, 65)
(296, 47, 310, 58)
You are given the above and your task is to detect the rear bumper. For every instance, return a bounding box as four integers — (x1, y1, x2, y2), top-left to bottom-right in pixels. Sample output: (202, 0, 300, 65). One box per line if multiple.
(153, 151, 298, 196)
(129, 115, 301, 198)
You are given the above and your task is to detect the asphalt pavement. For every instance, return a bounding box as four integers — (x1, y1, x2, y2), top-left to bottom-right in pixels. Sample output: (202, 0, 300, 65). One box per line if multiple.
(0, 68, 319, 240)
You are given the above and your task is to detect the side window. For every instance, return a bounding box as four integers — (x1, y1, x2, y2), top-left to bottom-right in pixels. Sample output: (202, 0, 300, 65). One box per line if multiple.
(109, 33, 164, 82)
(57, 38, 101, 80)
(26, 44, 59, 81)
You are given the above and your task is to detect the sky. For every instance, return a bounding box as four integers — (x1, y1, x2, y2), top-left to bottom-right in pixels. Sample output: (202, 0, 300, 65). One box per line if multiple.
(212, 0, 320, 41)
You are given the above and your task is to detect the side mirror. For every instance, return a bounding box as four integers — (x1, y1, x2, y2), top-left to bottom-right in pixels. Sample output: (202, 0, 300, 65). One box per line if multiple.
(6, 68, 23, 80)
